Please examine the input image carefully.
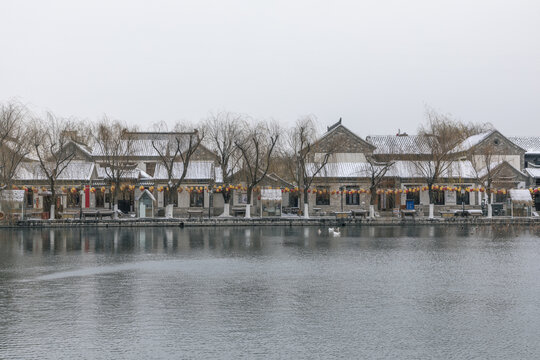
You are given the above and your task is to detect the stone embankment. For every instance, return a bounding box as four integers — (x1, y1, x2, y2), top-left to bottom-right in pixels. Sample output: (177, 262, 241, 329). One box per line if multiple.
(3, 216, 539, 228)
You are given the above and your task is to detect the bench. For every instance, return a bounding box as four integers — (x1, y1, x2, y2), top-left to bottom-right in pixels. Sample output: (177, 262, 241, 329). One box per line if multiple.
(312, 207, 322, 216)
(401, 209, 416, 218)
(334, 211, 350, 219)
(467, 209, 483, 217)
(351, 209, 368, 219)
(232, 206, 246, 217)
(439, 210, 455, 218)
(60, 212, 78, 219)
(82, 210, 115, 220)
(187, 209, 204, 219)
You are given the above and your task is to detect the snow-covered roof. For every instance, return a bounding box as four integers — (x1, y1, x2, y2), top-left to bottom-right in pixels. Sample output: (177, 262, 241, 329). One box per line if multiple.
(524, 168, 540, 178)
(508, 137, 540, 155)
(96, 165, 151, 180)
(365, 135, 431, 155)
(136, 189, 156, 202)
(453, 132, 492, 152)
(14, 161, 94, 181)
(308, 160, 477, 179)
(509, 189, 533, 205)
(69, 140, 93, 157)
(387, 161, 477, 179)
(153, 161, 215, 181)
(92, 137, 194, 158)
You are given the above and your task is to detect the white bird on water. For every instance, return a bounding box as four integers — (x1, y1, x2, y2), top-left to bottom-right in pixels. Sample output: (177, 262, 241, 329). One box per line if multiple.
(328, 227, 341, 237)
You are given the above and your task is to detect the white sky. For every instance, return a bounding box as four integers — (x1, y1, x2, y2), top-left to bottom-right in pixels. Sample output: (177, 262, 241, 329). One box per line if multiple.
(1, 0, 539, 136)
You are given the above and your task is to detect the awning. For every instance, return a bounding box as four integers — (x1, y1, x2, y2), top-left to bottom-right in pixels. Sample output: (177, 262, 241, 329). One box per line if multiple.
(509, 189, 533, 205)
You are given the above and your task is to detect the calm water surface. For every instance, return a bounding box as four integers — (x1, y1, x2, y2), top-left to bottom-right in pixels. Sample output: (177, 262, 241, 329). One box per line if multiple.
(1, 225, 540, 359)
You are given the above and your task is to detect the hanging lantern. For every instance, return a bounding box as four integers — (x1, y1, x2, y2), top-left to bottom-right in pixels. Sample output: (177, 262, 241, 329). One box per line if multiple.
(119, 184, 125, 191)
(149, 186, 154, 192)
(101, 186, 106, 193)
(111, 185, 116, 192)
(70, 187, 77, 194)
(90, 187, 96, 193)
(178, 187, 183, 193)
(139, 186, 145, 192)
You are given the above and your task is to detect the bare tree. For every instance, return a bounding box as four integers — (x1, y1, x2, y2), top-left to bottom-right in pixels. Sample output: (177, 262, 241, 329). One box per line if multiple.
(32, 113, 79, 218)
(0, 102, 31, 190)
(283, 116, 335, 218)
(460, 126, 509, 205)
(362, 156, 395, 207)
(235, 120, 280, 217)
(412, 110, 467, 208)
(203, 112, 245, 216)
(92, 117, 136, 214)
(150, 122, 204, 215)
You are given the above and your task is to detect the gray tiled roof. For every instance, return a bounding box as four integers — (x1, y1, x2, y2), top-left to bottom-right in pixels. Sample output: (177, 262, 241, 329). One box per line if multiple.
(14, 161, 94, 181)
(365, 135, 431, 155)
(508, 137, 540, 154)
(307, 160, 477, 179)
(153, 161, 215, 181)
(92, 139, 190, 158)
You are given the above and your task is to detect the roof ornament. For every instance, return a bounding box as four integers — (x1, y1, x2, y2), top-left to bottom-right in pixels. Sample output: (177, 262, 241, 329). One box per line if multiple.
(327, 118, 342, 132)
(396, 129, 408, 136)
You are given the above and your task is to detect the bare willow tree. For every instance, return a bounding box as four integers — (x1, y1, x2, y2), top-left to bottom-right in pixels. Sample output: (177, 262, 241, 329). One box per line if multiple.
(92, 118, 136, 213)
(284, 116, 334, 218)
(32, 113, 79, 217)
(203, 112, 245, 216)
(461, 127, 509, 205)
(362, 156, 395, 207)
(150, 122, 204, 214)
(235, 120, 280, 217)
(0, 102, 31, 190)
(412, 110, 467, 207)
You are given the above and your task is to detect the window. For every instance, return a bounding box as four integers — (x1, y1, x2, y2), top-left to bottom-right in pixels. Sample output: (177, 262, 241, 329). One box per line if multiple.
(67, 192, 80, 208)
(315, 187, 330, 205)
(456, 190, 470, 205)
(26, 192, 33, 208)
(345, 186, 359, 205)
(288, 192, 299, 207)
(236, 192, 248, 205)
(164, 190, 178, 207)
(96, 191, 104, 207)
(190, 191, 204, 207)
(406, 187, 420, 205)
(495, 192, 507, 203)
(379, 192, 396, 210)
(433, 190, 445, 205)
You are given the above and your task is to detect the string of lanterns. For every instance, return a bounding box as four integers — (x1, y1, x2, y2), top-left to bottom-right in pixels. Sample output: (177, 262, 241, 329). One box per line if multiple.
(8, 184, 540, 196)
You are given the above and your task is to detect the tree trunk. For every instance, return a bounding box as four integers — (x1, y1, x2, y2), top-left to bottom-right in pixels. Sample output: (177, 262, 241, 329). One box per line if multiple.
(245, 185, 253, 218)
(370, 186, 377, 206)
(168, 186, 177, 205)
(303, 188, 309, 219)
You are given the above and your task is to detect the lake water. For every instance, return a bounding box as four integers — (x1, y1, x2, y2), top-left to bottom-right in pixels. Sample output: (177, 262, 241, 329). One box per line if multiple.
(1, 225, 540, 359)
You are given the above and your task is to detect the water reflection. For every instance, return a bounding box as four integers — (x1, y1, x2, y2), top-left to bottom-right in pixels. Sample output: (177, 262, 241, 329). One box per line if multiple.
(1, 225, 537, 258)
(2, 225, 540, 359)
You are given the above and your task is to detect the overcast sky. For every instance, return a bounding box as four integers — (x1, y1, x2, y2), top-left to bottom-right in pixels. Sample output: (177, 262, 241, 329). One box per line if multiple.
(1, 0, 539, 136)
